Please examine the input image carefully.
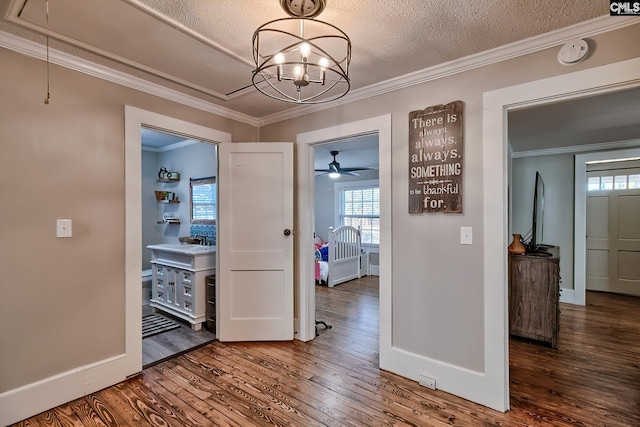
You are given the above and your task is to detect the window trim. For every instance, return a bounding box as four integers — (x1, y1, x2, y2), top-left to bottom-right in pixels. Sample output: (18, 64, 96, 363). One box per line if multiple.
(334, 179, 380, 247)
(190, 176, 217, 224)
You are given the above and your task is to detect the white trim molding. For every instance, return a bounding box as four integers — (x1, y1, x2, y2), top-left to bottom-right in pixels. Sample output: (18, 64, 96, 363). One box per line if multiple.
(124, 105, 231, 382)
(0, 31, 260, 127)
(261, 16, 640, 125)
(574, 147, 640, 306)
(295, 116, 391, 344)
(141, 138, 201, 153)
(512, 138, 640, 158)
(483, 56, 640, 412)
(0, 355, 128, 426)
(2, 14, 639, 128)
(559, 288, 575, 304)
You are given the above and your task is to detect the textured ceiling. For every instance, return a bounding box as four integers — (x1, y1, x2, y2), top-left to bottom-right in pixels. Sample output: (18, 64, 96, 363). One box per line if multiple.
(3, 0, 638, 158)
(1, 0, 610, 119)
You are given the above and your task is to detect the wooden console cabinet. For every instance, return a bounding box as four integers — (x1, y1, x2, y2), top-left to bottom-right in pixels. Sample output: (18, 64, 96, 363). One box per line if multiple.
(508, 247, 560, 348)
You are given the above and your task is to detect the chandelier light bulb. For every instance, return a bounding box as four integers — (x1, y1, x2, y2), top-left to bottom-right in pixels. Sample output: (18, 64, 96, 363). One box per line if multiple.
(251, 0, 351, 104)
(299, 42, 311, 58)
(274, 52, 285, 80)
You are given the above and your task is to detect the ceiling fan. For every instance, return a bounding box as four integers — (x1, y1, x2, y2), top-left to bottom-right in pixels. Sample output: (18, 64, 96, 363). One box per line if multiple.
(315, 150, 372, 178)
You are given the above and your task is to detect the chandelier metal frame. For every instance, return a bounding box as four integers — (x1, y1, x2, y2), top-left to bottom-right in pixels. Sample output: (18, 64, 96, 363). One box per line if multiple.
(251, 2, 351, 104)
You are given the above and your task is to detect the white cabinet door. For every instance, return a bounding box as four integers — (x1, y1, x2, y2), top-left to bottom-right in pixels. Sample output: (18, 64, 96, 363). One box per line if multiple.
(152, 264, 167, 304)
(218, 142, 294, 341)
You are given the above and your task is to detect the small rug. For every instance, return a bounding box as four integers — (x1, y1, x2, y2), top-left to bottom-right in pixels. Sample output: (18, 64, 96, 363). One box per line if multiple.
(142, 314, 180, 338)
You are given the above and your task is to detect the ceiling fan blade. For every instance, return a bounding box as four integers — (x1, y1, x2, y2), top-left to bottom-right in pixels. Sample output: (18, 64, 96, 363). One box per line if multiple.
(340, 167, 374, 172)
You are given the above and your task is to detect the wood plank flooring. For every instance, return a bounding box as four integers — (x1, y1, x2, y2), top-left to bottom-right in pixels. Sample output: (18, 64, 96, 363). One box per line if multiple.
(13, 277, 640, 426)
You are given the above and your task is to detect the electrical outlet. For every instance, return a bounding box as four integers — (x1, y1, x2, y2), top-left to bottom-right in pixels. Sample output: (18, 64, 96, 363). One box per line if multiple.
(460, 226, 472, 245)
(56, 219, 72, 238)
(419, 374, 436, 390)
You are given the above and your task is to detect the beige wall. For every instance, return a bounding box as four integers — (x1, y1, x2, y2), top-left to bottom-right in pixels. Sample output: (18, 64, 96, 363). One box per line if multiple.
(261, 24, 640, 372)
(1, 19, 639, 400)
(0, 46, 258, 392)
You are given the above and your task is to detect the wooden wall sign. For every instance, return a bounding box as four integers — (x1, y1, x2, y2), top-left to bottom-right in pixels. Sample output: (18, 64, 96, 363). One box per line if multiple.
(408, 100, 464, 213)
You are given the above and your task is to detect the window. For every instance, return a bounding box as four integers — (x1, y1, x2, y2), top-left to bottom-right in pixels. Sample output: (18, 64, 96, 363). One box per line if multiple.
(190, 177, 216, 224)
(587, 173, 640, 192)
(335, 180, 379, 245)
(587, 177, 600, 192)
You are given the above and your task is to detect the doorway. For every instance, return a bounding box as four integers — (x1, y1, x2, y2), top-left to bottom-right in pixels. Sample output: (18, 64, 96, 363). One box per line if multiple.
(123, 106, 232, 377)
(295, 115, 391, 360)
(484, 57, 640, 411)
(583, 157, 640, 297)
(140, 128, 218, 367)
(312, 136, 380, 330)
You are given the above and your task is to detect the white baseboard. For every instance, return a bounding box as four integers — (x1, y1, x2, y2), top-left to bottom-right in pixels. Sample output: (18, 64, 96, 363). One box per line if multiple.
(0, 354, 133, 426)
(559, 288, 575, 304)
(380, 346, 489, 409)
(370, 265, 380, 276)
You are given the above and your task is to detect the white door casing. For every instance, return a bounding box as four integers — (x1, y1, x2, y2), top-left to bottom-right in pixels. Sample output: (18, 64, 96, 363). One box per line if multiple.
(296, 115, 392, 344)
(586, 169, 640, 296)
(485, 57, 640, 412)
(217, 142, 294, 341)
(575, 146, 640, 305)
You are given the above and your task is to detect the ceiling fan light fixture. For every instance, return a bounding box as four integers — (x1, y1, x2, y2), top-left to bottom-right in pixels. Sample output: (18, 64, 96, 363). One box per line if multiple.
(252, 0, 351, 104)
(315, 150, 372, 178)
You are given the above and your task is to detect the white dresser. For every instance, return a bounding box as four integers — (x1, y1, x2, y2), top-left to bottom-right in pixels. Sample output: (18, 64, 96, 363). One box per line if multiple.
(147, 244, 216, 331)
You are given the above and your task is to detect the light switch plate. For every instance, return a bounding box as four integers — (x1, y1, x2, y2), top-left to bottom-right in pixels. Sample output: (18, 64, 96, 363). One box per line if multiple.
(460, 226, 472, 245)
(57, 219, 72, 238)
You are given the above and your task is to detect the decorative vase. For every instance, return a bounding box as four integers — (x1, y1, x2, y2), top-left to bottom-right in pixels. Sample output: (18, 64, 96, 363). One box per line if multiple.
(508, 233, 526, 255)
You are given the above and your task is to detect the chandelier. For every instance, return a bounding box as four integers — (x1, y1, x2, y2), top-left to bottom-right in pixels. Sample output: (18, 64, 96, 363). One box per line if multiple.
(252, 0, 351, 104)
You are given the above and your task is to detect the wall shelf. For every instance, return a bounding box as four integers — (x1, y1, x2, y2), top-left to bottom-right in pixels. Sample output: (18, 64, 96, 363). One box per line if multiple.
(157, 178, 180, 183)
(157, 199, 180, 204)
(157, 220, 181, 224)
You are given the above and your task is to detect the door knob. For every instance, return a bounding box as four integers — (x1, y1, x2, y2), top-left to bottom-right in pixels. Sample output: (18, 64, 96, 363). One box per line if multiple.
(283, 228, 292, 236)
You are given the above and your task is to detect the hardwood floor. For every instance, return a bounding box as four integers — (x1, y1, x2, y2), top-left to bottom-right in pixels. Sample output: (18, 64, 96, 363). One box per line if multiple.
(13, 278, 640, 426)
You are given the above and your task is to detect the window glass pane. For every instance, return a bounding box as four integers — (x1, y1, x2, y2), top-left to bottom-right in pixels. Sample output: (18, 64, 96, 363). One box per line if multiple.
(614, 175, 627, 190)
(628, 174, 640, 189)
(600, 176, 613, 190)
(191, 179, 216, 223)
(338, 185, 380, 245)
(587, 177, 600, 191)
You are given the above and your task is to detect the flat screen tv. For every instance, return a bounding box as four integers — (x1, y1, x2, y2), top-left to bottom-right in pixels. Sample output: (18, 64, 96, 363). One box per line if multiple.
(528, 171, 545, 252)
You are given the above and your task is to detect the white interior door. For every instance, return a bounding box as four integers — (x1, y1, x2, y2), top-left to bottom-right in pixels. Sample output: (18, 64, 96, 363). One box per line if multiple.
(587, 168, 640, 296)
(217, 142, 294, 341)
(586, 194, 610, 290)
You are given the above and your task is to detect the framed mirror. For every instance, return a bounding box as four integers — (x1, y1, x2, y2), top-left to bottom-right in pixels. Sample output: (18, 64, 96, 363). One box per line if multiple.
(190, 176, 216, 224)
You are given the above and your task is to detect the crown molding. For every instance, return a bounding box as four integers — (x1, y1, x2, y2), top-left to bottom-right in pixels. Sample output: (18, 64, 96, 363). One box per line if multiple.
(141, 138, 201, 153)
(2, 13, 639, 129)
(259, 15, 640, 126)
(512, 138, 640, 158)
(0, 31, 261, 127)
